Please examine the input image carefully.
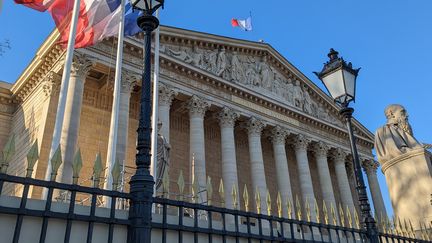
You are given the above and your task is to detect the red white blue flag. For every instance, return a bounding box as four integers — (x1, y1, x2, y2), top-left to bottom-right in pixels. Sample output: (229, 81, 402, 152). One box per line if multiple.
(15, 0, 141, 48)
(231, 16, 252, 31)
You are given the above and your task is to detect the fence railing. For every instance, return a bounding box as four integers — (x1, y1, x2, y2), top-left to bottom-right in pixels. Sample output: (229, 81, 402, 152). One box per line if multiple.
(0, 135, 431, 242)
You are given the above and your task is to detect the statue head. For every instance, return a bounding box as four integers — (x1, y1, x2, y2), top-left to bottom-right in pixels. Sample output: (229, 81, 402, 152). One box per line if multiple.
(385, 104, 413, 135)
(157, 121, 163, 133)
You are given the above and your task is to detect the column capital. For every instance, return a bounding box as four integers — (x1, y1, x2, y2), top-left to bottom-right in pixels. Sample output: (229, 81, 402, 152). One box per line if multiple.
(246, 117, 265, 136)
(270, 126, 288, 145)
(332, 148, 348, 163)
(42, 71, 61, 97)
(313, 141, 329, 157)
(121, 70, 139, 94)
(70, 53, 95, 79)
(293, 134, 310, 151)
(159, 83, 178, 106)
(187, 95, 209, 118)
(218, 107, 239, 128)
(362, 159, 379, 174)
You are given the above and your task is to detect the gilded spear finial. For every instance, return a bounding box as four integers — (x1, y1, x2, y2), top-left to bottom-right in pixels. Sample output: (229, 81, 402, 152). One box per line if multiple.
(305, 197, 311, 222)
(322, 200, 329, 225)
(218, 178, 224, 207)
(192, 175, 199, 203)
(111, 159, 121, 191)
(354, 209, 360, 229)
(276, 192, 282, 218)
(296, 195, 302, 221)
(177, 170, 185, 201)
(286, 197, 292, 219)
(93, 153, 103, 188)
(50, 145, 62, 181)
(266, 189, 272, 216)
(243, 184, 249, 212)
(162, 170, 170, 198)
(339, 204, 345, 227)
(231, 184, 238, 209)
(346, 206, 352, 228)
(314, 198, 320, 223)
(26, 139, 39, 178)
(1, 134, 15, 174)
(72, 148, 83, 185)
(330, 202, 337, 226)
(206, 176, 213, 206)
(255, 187, 261, 214)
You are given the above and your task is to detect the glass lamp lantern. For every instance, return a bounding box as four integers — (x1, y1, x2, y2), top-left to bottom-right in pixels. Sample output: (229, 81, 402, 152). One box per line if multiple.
(314, 48, 360, 107)
(129, 0, 164, 13)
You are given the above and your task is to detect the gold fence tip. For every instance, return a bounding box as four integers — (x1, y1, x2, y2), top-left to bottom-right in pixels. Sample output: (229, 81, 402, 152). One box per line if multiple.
(255, 187, 261, 214)
(330, 202, 337, 226)
(339, 204, 345, 227)
(93, 153, 103, 188)
(354, 209, 360, 229)
(286, 198, 292, 219)
(266, 189, 271, 216)
(177, 170, 185, 200)
(346, 206, 352, 228)
(26, 139, 39, 177)
(243, 184, 249, 212)
(72, 148, 83, 184)
(276, 192, 282, 218)
(111, 159, 121, 190)
(218, 179, 224, 207)
(206, 176, 213, 206)
(314, 198, 320, 223)
(50, 145, 62, 181)
(231, 184, 238, 209)
(295, 195, 302, 221)
(1, 134, 16, 173)
(305, 197, 311, 222)
(192, 176, 199, 203)
(322, 200, 329, 225)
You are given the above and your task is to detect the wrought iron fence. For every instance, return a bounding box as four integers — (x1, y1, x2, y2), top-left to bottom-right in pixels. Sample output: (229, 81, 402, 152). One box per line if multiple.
(0, 135, 430, 242)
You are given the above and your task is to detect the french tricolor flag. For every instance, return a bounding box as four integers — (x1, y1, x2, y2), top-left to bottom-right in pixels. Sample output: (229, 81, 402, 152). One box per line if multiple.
(231, 16, 252, 31)
(15, 0, 141, 48)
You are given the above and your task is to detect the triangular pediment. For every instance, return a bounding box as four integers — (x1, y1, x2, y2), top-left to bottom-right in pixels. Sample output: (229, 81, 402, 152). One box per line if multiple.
(154, 26, 373, 143)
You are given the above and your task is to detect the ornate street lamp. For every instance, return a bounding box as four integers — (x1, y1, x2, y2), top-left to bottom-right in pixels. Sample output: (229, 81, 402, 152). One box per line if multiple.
(314, 49, 378, 242)
(127, 1, 163, 242)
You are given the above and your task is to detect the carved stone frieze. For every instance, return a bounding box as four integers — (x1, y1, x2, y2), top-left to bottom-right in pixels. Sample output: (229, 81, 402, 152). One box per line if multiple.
(162, 43, 344, 127)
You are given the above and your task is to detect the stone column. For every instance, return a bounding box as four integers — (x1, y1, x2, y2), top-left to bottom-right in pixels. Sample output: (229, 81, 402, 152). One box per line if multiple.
(158, 83, 177, 142)
(363, 159, 387, 221)
(293, 134, 316, 221)
(246, 117, 268, 214)
(187, 95, 209, 203)
(217, 107, 240, 210)
(58, 53, 93, 184)
(313, 141, 339, 224)
(333, 148, 355, 212)
(270, 126, 294, 218)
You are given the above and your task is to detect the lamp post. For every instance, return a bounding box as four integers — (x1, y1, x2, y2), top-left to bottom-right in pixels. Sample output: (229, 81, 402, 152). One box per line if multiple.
(127, 1, 163, 242)
(314, 49, 378, 242)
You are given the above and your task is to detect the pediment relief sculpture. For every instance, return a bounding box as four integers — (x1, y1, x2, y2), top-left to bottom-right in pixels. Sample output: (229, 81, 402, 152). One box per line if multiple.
(162, 43, 343, 127)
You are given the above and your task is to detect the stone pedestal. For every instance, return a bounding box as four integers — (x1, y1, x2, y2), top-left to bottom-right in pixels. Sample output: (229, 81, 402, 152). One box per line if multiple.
(380, 148, 432, 230)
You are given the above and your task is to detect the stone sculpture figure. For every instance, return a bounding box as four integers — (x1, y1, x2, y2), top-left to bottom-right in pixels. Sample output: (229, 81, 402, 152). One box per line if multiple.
(216, 48, 229, 79)
(191, 45, 204, 69)
(206, 49, 218, 73)
(374, 104, 423, 162)
(230, 52, 245, 82)
(258, 56, 273, 90)
(168, 47, 193, 64)
(156, 122, 171, 190)
(293, 80, 304, 109)
(245, 63, 260, 86)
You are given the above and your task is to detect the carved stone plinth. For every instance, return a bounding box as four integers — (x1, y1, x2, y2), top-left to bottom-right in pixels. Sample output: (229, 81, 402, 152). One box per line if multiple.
(380, 148, 432, 230)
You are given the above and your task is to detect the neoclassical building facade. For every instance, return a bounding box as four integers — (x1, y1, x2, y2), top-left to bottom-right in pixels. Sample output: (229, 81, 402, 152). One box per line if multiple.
(0, 26, 386, 221)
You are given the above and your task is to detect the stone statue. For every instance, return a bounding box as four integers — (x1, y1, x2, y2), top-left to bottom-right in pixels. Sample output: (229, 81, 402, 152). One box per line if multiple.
(293, 80, 304, 109)
(245, 63, 259, 86)
(302, 87, 313, 114)
(216, 48, 228, 78)
(168, 47, 193, 64)
(206, 49, 218, 74)
(230, 52, 245, 82)
(191, 45, 204, 69)
(374, 104, 423, 162)
(156, 122, 171, 190)
(257, 56, 273, 90)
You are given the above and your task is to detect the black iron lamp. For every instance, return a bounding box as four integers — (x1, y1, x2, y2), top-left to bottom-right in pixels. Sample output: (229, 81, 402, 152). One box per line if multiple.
(315, 49, 378, 243)
(314, 48, 360, 107)
(127, 1, 164, 243)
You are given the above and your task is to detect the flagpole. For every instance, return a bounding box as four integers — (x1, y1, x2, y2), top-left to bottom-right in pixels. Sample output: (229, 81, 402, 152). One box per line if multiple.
(150, 9, 160, 197)
(44, 0, 81, 185)
(104, 0, 126, 197)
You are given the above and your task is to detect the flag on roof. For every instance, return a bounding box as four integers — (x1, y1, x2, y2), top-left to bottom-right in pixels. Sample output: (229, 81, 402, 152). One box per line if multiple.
(15, 0, 142, 48)
(231, 16, 252, 31)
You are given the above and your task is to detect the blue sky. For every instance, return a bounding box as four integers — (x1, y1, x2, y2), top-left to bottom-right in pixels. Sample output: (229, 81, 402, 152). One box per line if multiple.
(1, 0, 432, 217)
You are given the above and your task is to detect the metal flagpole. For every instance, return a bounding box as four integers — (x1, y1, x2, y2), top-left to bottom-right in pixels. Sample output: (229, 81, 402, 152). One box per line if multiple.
(150, 9, 160, 197)
(104, 0, 126, 194)
(44, 0, 82, 186)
